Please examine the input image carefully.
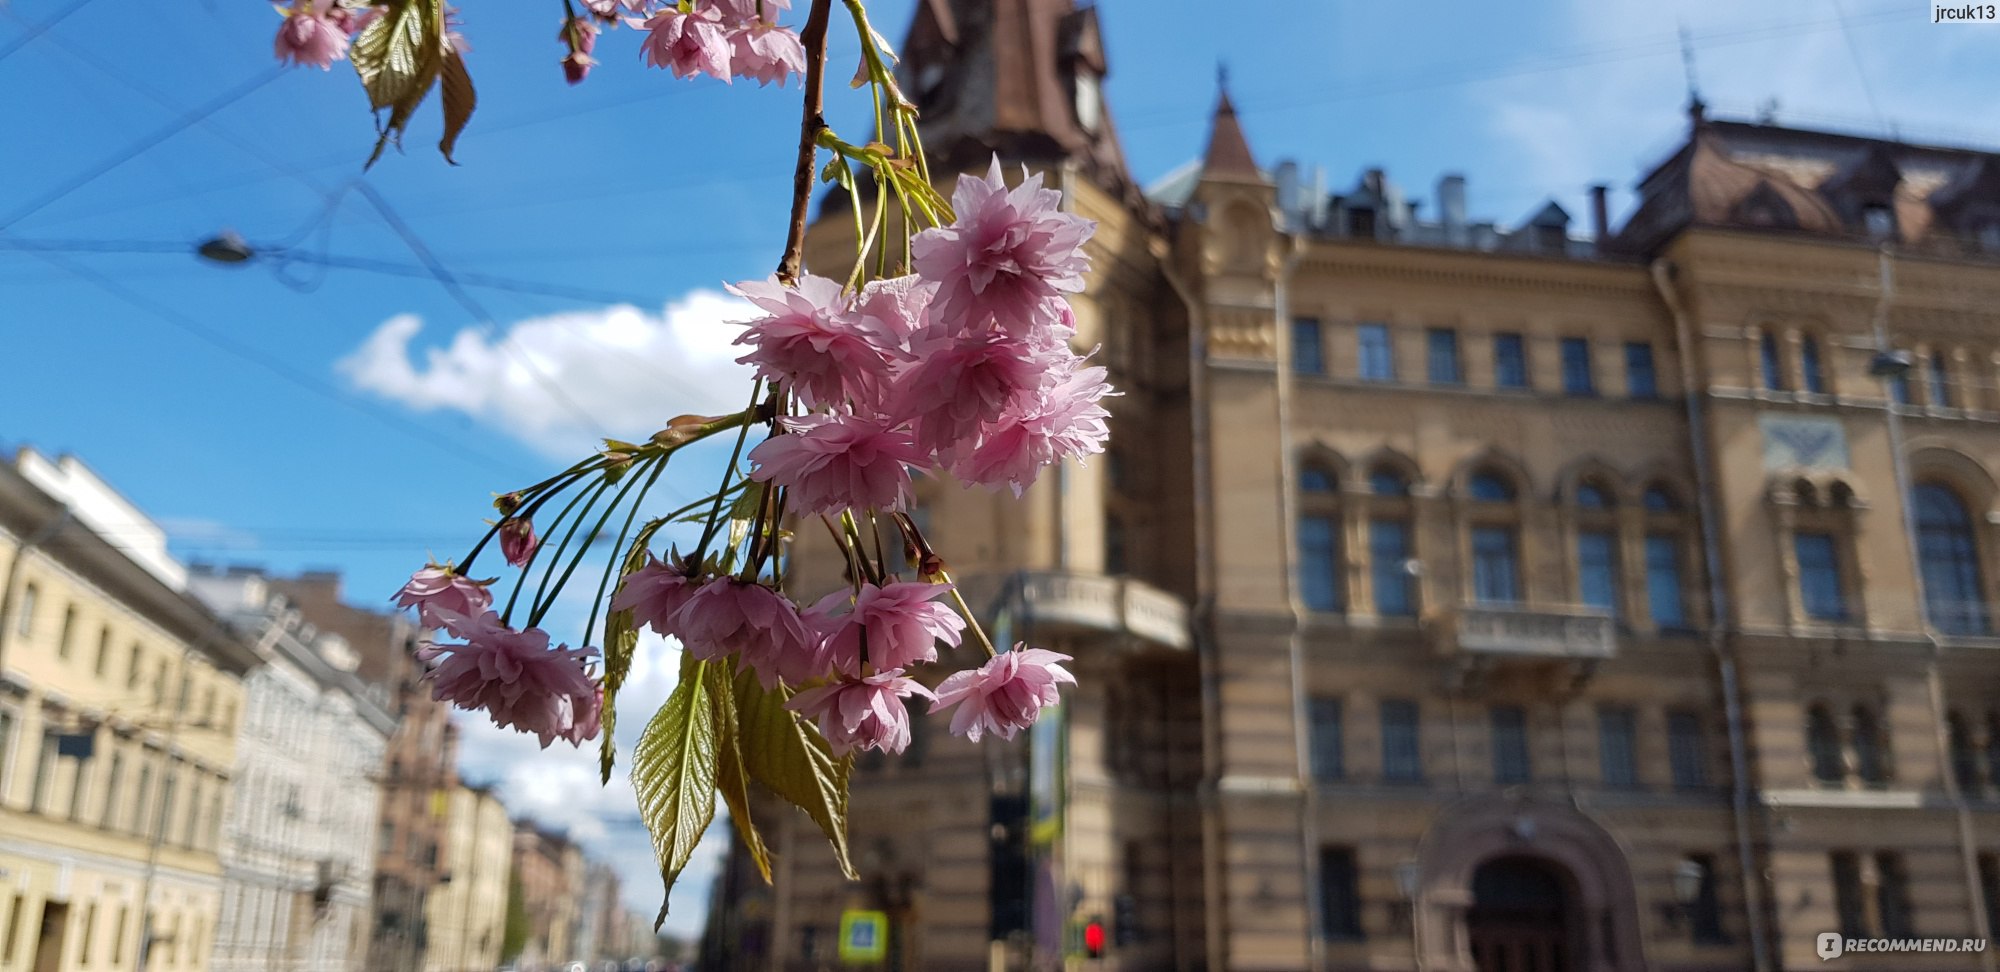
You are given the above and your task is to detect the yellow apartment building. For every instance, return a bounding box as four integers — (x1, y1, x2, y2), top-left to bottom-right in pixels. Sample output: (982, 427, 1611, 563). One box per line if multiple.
(422, 783, 512, 972)
(0, 449, 257, 972)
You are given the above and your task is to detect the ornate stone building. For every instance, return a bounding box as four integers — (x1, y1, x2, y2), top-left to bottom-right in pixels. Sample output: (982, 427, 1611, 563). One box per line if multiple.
(0, 448, 258, 972)
(188, 566, 393, 972)
(709, 3, 2000, 971)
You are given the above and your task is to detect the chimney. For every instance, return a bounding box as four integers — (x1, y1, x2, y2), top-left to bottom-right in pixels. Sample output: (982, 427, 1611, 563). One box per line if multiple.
(1438, 174, 1468, 248)
(1589, 184, 1610, 253)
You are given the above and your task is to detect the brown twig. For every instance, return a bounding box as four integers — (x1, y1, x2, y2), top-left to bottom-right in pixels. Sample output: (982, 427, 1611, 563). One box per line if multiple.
(777, 0, 834, 283)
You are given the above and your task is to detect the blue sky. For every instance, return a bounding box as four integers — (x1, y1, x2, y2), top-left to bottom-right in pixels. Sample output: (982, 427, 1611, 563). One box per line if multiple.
(1, 0, 1988, 939)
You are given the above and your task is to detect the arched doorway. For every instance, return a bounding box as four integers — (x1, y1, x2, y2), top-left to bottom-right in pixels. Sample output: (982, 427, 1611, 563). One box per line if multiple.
(1466, 856, 1573, 972)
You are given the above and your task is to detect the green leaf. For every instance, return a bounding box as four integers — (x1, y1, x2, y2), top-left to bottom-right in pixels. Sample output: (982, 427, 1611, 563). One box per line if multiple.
(351, 0, 446, 168)
(725, 481, 767, 552)
(632, 655, 718, 928)
(705, 662, 772, 884)
(732, 667, 857, 880)
(437, 45, 476, 165)
(601, 516, 668, 784)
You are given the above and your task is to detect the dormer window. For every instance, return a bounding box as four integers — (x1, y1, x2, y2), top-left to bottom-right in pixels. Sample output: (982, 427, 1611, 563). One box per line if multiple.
(1863, 204, 1896, 241)
(1074, 71, 1102, 134)
(1348, 207, 1376, 238)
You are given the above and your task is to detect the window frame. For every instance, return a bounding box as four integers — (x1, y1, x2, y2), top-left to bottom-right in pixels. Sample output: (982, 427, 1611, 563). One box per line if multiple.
(1426, 328, 1462, 385)
(1597, 706, 1639, 789)
(1492, 333, 1529, 389)
(1560, 337, 1595, 396)
(1357, 322, 1395, 382)
(1291, 317, 1326, 376)
(1624, 341, 1658, 399)
(1380, 699, 1423, 783)
(1490, 705, 1531, 785)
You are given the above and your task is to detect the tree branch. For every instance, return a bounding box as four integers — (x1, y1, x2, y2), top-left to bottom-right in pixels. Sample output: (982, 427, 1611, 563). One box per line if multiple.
(777, 0, 834, 283)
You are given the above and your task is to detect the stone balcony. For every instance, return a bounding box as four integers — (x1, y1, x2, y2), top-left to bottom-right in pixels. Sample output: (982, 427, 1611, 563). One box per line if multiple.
(1434, 603, 1618, 661)
(994, 570, 1192, 651)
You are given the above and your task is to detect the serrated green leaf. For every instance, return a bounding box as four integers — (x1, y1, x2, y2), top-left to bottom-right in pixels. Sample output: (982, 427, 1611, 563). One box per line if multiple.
(632, 656, 718, 928)
(704, 662, 771, 884)
(352, 0, 446, 168)
(437, 45, 475, 165)
(601, 516, 669, 784)
(732, 667, 857, 880)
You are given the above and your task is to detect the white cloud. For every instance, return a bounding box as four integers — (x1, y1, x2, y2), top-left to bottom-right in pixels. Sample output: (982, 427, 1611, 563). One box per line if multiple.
(454, 629, 729, 940)
(337, 290, 759, 458)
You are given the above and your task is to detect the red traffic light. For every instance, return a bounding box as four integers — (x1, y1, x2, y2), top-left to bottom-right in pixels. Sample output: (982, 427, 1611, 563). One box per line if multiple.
(1084, 919, 1106, 957)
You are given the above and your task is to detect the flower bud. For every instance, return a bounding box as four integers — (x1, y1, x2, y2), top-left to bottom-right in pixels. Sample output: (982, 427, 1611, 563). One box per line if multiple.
(500, 518, 540, 567)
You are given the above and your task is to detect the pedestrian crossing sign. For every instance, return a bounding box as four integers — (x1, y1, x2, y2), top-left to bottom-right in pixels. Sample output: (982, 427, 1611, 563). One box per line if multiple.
(838, 909, 889, 963)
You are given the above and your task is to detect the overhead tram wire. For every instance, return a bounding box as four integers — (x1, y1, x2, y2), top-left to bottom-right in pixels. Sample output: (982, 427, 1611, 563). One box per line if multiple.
(0, 64, 288, 232)
(0, 0, 99, 65)
(9, 239, 533, 478)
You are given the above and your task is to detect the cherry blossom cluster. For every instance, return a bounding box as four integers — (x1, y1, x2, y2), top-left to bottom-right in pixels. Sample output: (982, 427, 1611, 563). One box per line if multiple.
(392, 160, 1101, 758)
(271, 0, 364, 70)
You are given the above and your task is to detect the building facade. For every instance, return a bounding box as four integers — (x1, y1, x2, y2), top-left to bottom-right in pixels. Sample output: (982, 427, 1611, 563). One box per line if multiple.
(0, 449, 258, 972)
(187, 567, 393, 972)
(510, 824, 584, 972)
(422, 783, 511, 972)
(268, 570, 458, 972)
(708, 3, 2000, 972)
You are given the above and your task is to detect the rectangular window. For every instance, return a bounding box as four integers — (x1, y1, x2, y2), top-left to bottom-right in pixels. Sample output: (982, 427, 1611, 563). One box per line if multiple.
(126, 644, 142, 690)
(1427, 328, 1461, 385)
(1625, 342, 1658, 398)
(30, 731, 57, 814)
(1309, 697, 1344, 782)
(1889, 372, 1912, 406)
(1686, 854, 1726, 944)
(1598, 707, 1638, 788)
(57, 606, 76, 660)
(1, 895, 20, 964)
(100, 753, 124, 830)
(1471, 526, 1521, 604)
(1795, 532, 1848, 621)
(0, 710, 11, 796)
(94, 627, 111, 677)
(1668, 711, 1707, 789)
(1297, 515, 1343, 613)
(79, 902, 95, 965)
(1644, 534, 1688, 629)
(1876, 853, 1913, 938)
(1358, 323, 1395, 382)
(111, 906, 128, 965)
(132, 764, 152, 835)
(1561, 337, 1595, 396)
(1760, 332, 1785, 390)
(1576, 530, 1621, 617)
(14, 583, 33, 636)
(1491, 705, 1531, 784)
(1369, 519, 1416, 617)
(1930, 355, 1954, 408)
(1381, 699, 1422, 782)
(1291, 318, 1325, 375)
(1493, 333, 1529, 389)
(1319, 847, 1363, 940)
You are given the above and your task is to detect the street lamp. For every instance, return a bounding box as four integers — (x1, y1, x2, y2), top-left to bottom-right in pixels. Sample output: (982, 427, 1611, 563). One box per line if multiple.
(195, 232, 254, 265)
(1868, 349, 1914, 379)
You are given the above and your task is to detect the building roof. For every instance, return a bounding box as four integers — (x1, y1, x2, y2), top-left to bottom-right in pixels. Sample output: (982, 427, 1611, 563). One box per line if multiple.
(1200, 89, 1261, 181)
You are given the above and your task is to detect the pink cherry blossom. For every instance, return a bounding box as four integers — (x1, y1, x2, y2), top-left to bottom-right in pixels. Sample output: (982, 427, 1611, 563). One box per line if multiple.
(393, 566, 494, 631)
(636, 6, 730, 81)
(609, 555, 700, 636)
(892, 327, 1053, 460)
(930, 645, 1075, 742)
(850, 274, 933, 348)
(273, 0, 350, 69)
(419, 610, 602, 748)
(560, 16, 598, 85)
(730, 275, 896, 410)
(500, 517, 539, 567)
(808, 581, 965, 676)
(747, 412, 925, 516)
(671, 579, 819, 688)
(911, 158, 1095, 337)
(785, 670, 935, 756)
(728, 23, 805, 87)
(711, 0, 791, 26)
(952, 356, 1113, 495)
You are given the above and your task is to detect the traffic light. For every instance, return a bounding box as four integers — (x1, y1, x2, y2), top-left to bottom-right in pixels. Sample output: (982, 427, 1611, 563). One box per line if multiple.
(1083, 916, 1106, 958)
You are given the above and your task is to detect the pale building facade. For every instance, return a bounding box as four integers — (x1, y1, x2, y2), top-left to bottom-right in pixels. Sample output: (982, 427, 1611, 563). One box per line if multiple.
(422, 783, 512, 972)
(708, 3, 2000, 972)
(510, 824, 583, 972)
(187, 567, 392, 972)
(0, 449, 257, 972)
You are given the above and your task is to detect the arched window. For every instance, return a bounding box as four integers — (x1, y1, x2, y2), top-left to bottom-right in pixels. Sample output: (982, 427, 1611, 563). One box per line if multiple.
(1468, 470, 1515, 503)
(1852, 706, 1888, 785)
(1915, 483, 1986, 634)
(1801, 336, 1826, 394)
(1760, 331, 1785, 390)
(1930, 352, 1955, 407)
(1642, 484, 1681, 513)
(1575, 481, 1614, 510)
(1297, 462, 1343, 613)
(1573, 477, 1622, 618)
(1808, 704, 1844, 784)
(1948, 711, 1982, 794)
(1369, 467, 1410, 497)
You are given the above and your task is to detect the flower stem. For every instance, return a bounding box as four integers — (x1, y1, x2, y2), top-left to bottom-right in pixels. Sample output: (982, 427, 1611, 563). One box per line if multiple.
(936, 569, 998, 660)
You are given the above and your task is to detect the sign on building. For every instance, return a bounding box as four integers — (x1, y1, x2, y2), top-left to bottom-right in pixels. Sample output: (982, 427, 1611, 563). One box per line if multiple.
(837, 909, 888, 963)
